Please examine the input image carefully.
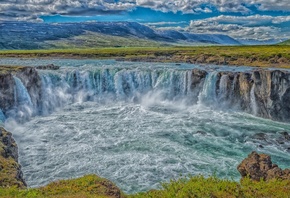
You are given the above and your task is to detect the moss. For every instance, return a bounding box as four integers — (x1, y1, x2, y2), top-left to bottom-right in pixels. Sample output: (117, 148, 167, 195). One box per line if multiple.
(0, 65, 28, 75)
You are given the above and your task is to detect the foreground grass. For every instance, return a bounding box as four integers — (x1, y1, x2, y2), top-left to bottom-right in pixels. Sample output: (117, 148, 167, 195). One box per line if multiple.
(0, 175, 125, 198)
(130, 176, 290, 198)
(1, 45, 290, 68)
(1, 175, 290, 198)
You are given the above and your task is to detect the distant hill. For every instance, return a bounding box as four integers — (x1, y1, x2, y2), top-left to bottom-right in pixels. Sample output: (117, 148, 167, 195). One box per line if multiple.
(0, 22, 240, 50)
(278, 39, 290, 45)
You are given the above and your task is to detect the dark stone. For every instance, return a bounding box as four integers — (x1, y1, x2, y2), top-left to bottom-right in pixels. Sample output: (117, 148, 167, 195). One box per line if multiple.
(252, 133, 267, 141)
(36, 64, 60, 70)
(195, 131, 207, 136)
(280, 131, 290, 141)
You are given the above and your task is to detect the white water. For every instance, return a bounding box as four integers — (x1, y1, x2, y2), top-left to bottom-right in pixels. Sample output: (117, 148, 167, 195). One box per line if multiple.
(198, 71, 218, 106)
(1, 59, 290, 194)
(250, 84, 258, 115)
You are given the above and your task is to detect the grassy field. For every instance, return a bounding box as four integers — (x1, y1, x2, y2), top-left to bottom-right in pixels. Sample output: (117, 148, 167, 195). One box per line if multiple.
(46, 32, 165, 48)
(1, 175, 290, 198)
(1, 45, 290, 68)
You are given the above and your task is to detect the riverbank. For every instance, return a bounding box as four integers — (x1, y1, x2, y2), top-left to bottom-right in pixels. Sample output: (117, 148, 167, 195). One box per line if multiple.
(1, 45, 290, 68)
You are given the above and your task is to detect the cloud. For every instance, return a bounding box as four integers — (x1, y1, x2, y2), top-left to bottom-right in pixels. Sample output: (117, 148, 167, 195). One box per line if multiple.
(0, 0, 135, 21)
(186, 15, 290, 41)
(1, 0, 290, 21)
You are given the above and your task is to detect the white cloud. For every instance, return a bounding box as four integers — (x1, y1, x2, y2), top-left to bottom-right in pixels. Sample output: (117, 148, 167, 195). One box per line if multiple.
(186, 15, 290, 40)
(1, 0, 290, 21)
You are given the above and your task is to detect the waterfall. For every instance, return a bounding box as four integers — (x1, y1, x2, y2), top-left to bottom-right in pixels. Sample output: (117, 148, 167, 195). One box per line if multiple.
(13, 76, 33, 107)
(40, 73, 72, 115)
(3, 66, 264, 121)
(219, 75, 228, 95)
(38, 68, 196, 106)
(250, 84, 258, 115)
(198, 71, 218, 106)
(12, 76, 34, 120)
(218, 74, 229, 103)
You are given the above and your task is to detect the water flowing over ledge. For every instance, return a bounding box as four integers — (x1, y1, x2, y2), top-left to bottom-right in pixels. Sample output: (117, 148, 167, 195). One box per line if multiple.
(1, 59, 290, 122)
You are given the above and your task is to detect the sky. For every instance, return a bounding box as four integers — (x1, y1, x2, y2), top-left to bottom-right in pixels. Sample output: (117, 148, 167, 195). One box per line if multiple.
(1, 0, 290, 41)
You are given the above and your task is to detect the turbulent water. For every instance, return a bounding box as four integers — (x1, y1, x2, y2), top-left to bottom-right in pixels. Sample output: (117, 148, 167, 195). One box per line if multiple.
(2, 59, 290, 193)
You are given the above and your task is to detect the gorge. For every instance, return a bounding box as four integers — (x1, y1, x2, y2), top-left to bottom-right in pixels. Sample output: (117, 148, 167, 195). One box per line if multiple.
(1, 58, 290, 193)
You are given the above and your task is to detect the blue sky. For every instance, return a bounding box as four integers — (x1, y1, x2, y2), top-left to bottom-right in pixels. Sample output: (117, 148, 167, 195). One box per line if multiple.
(1, 1, 290, 41)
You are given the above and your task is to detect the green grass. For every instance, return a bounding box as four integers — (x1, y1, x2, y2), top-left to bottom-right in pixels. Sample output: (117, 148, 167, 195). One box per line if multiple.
(0, 175, 125, 198)
(130, 176, 290, 198)
(1, 175, 290, 198)
(46, 32, 166, 48)
(1, 45, 290, 68)
(0, 65, 28, 74)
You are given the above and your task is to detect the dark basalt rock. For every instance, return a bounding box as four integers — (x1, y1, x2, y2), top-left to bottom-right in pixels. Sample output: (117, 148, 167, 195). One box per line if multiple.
(0, 127, 26, 188)
(36, 64, 60, 70)
(237, 151, 290, 181)
(0, 73, 15, 112)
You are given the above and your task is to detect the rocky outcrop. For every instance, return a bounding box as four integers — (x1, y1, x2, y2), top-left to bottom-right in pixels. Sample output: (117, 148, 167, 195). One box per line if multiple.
(0, 73, 15, 113)
(237, 151, 290, 181)
(215, 69, 290, 122)
(190, 69, 207, 103)
(0, 66, 42, 118)
(36, 64, 60, 70)
(0, 127, 26, 188)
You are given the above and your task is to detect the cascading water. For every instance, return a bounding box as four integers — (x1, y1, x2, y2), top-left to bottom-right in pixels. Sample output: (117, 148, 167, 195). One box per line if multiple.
(13, 76, 33, 107)
(197, 71, 218, 106)
(218, 75, 228, 100)
(35, 68, 196, 114)
(250, 84, 258, 115)
(11, 76, 34, 121)
(1, 59, 290, 194)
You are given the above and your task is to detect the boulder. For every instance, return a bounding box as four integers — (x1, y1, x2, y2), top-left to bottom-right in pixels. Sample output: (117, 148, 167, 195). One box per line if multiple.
(237, 151, 290, 181)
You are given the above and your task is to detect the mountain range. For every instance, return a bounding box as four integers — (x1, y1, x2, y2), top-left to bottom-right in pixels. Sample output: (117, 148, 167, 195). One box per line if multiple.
(0, 21, 241, 50)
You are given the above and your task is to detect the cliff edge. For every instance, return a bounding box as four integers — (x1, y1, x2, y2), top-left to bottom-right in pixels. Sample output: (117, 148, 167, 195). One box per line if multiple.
(0, 127, 26, 188)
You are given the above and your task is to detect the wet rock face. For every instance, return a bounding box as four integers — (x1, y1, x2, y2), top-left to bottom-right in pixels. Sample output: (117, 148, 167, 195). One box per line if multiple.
(251, 69, 290, 121)
(0, 127, 26, 188)
(190, 69, 207, 103)
(237, 151, 290, 181)
(213, 69, 290, 122)
(0, 73, 15, 112)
